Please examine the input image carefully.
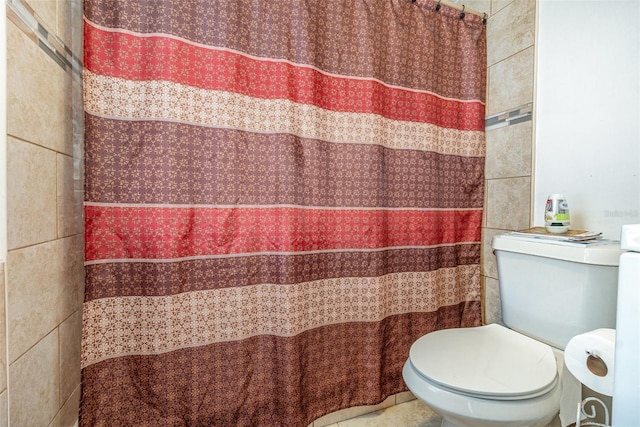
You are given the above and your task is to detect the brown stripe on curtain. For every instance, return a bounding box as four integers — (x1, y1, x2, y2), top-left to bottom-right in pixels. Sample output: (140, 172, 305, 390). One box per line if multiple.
(81, 307, 479, 426)
(85, 116, 485, 208)
(84, 245, 481, 300)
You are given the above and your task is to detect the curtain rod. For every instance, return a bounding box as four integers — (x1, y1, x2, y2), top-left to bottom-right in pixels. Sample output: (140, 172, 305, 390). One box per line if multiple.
(431, 0, 488, 19)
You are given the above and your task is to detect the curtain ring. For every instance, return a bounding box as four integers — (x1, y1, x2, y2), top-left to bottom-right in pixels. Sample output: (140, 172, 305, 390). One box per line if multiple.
(459, 5, 466, 19)
(435, 0, 441, 11)
(482, 12, 488, 25)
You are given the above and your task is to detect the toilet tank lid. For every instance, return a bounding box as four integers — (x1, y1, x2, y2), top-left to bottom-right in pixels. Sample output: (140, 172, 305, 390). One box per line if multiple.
(492, 234, 623, 266)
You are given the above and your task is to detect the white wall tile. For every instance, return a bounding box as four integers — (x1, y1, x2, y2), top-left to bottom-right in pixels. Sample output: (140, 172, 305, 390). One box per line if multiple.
(487, 0, 535, 66)
(7, 137, 57, 249)
(9, 330, 59, 427)
(486, 177, 531, 231)
(485, 121, 532, 179)
(6, 235, 83, 362)
(7, 21, 73, 155)
(0, 390, 7, 427)
(487, 46, 534, 116)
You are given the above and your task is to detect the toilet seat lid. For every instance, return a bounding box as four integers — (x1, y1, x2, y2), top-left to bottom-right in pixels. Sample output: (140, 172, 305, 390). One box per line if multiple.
(409, 324, 558, 398)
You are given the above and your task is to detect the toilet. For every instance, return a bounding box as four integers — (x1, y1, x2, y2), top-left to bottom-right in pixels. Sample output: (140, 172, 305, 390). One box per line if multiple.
(403, 234, 623, 427)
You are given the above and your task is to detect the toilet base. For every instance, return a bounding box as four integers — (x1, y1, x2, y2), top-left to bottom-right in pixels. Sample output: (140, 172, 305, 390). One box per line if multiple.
(437, 414, 555, 427)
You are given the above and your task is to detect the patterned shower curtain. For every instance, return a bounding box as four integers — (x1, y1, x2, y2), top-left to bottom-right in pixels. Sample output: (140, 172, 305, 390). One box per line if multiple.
(81, 0, 486, 425)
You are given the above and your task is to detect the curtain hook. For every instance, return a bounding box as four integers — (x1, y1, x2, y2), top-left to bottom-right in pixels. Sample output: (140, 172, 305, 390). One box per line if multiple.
(482, 12, 488, 25)
(435, 0, 441, 11)
(459, 5, 466, 19)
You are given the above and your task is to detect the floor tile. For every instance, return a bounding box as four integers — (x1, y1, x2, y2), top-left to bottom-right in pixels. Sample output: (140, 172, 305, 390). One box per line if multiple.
(337, 399, 442, 427)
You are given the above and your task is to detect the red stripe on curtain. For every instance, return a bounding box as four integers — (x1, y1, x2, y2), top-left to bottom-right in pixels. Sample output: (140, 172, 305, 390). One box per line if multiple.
(85, 205, 482, 262)
(83, 0, 486, 101)
(83, 22, 485, 131)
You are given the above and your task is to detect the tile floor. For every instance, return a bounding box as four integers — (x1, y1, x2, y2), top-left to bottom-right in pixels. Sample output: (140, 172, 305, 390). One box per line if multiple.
(327, 399, 442, 427)
(317, 397, 563, 427)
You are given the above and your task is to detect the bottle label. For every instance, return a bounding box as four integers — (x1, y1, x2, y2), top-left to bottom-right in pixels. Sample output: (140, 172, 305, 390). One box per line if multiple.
(545, 195, 570, 226)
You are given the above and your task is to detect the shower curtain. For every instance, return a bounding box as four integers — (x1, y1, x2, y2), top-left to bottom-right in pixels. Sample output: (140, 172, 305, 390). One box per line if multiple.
(81, 0, 486, 425)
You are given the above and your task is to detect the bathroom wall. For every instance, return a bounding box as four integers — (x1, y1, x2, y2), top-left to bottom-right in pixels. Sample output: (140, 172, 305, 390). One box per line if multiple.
(4, 0, 84, 426)
(5, 0, 625, 425)
(534, 0, 640, 239)
(482, 0, 536, 324)
(482, 0, 640, 323)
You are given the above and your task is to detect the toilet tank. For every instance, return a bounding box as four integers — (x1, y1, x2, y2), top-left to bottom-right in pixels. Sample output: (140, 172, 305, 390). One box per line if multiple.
(492, 235, 623, 350)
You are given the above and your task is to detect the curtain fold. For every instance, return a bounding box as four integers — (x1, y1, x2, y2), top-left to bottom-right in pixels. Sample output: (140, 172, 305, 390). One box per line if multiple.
(81, 1, 486, 425)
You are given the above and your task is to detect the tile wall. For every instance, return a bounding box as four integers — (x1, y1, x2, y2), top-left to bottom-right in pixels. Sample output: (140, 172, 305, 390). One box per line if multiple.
(482, 0, 536, 324)
(4, 0, 83, 426)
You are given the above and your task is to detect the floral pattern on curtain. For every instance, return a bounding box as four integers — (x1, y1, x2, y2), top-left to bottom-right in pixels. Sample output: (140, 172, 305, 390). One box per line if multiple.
(81, 0, 486, 425)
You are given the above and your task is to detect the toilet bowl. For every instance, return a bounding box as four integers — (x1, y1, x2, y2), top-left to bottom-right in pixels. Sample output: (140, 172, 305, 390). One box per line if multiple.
(403, 324, 560, 427)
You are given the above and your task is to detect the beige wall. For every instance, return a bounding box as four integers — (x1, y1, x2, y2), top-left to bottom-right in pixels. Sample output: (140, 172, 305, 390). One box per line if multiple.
(3, 0, 83, 426)
(482, 0, 536, 325)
